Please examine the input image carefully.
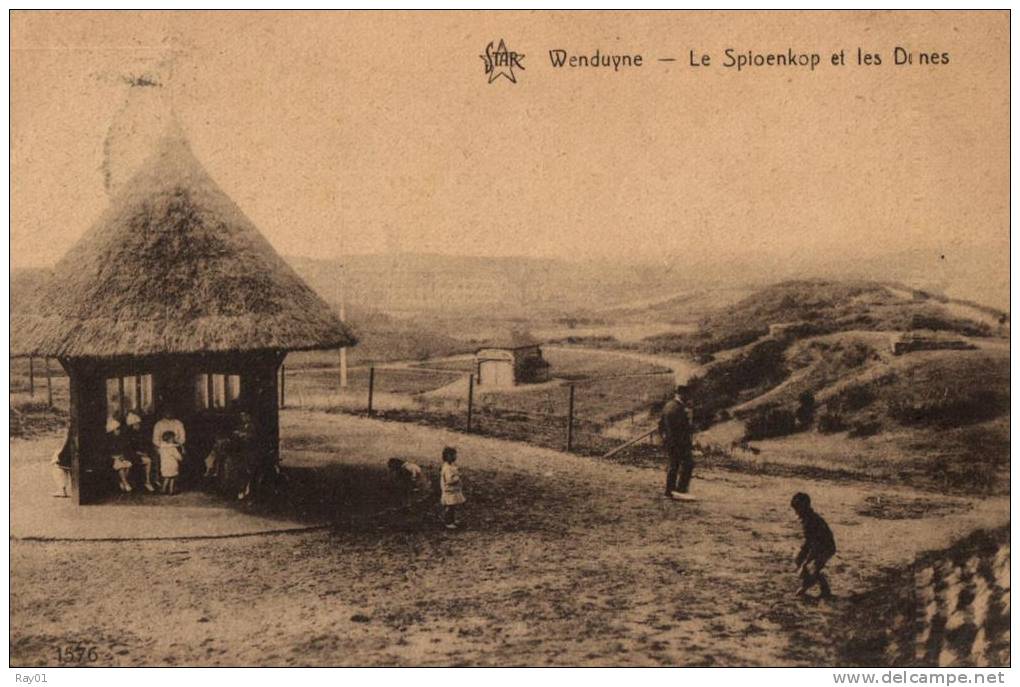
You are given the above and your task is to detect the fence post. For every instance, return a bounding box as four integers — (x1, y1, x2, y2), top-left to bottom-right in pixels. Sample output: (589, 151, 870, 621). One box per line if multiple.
(45, 359, 53, 408)
(28, 357, 35, 397)
(567, 384, 575, 452)
(367, 366, 375, 416)
(279, 364, 286, 408)
(466, 374, 474, 432)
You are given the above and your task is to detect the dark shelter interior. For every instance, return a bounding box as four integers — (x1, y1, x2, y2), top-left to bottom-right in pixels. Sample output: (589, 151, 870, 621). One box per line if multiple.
(63, 351, 284, 502)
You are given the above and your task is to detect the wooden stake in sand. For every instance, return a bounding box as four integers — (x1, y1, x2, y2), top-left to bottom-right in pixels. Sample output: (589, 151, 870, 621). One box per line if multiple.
(367, 366, 375, 416)
(602, 428, 658, 460)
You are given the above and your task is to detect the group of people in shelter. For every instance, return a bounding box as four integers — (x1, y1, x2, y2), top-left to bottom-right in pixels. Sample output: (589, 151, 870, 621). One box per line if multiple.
(52, 405, 261, 501)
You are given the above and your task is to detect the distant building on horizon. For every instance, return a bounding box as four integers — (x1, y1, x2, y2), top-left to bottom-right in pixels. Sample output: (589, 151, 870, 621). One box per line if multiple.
(475, 330, 550, 388)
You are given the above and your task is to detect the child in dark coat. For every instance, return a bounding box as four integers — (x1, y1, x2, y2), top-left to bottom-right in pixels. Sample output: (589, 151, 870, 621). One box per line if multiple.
(791, 492, 836, 599)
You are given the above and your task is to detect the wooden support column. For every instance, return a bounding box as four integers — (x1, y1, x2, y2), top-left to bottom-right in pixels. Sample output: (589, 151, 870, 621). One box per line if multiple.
(65, 363, 82, 504)
(66, 362, 107, 505)
(279, 365, 286, 409)
(256, 353, 285, 469)
(45, 359, 53, 408)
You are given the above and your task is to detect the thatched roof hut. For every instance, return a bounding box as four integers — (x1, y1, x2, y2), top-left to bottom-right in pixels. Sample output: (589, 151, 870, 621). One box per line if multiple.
(16, 129, 355, 504)
(11, 132, 354, 359)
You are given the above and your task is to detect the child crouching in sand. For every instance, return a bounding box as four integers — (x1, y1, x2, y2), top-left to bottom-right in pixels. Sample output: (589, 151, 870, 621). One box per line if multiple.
(440, 447, 465, 530)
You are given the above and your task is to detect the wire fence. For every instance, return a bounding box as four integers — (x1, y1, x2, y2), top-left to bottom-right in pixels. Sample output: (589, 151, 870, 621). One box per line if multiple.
(10, 356, 64, 408)
(279, 364, 675, 457)
(10, 358, 672, 459)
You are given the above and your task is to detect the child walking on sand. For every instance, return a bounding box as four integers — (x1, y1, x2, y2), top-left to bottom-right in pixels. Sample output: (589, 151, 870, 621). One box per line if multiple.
(440, 447, 465, 530)
(158, 430, 182, 495)
(791, 492, 836, 600)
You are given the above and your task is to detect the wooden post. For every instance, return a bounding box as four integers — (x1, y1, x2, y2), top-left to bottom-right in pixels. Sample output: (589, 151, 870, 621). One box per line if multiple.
(28, 357, 35, 396)
(338, 263, 348, 390)
(567, 384, 576, 452)
(117, 376, 126, 418)
(66, 365, 82, 504)
(466, 374, 474, 432)
(279, 365, 286, 408)
(45, 359, 53, 408)
(367, 366, 375, 415)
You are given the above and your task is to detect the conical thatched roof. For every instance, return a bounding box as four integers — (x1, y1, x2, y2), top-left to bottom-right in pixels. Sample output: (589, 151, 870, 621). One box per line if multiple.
(11, 132, 356, 359)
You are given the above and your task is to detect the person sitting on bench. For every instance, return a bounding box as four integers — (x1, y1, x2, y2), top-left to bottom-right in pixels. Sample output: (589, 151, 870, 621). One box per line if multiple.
(124, 411, 156, 492)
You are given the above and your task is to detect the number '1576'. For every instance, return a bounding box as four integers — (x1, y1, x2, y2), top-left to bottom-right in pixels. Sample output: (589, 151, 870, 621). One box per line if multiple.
(56, 645, 98, 663)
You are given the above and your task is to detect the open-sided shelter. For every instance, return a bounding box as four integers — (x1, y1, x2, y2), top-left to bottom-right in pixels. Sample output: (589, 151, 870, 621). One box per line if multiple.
(10, 131, 356, 503)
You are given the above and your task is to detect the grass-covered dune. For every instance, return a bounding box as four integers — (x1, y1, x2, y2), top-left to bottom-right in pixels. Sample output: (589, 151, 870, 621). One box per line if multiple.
(640, 280, 999, 358)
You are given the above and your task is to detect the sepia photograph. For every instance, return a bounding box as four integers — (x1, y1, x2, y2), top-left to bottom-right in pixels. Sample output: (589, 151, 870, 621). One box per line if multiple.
(7, 9, 1011, 671)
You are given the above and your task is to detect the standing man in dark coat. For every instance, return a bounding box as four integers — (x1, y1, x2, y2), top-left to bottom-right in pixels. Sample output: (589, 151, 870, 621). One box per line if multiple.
(659, 384, 695, 498)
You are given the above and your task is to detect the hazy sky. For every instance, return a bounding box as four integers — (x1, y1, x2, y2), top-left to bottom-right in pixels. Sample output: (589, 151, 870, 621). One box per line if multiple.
(11, 11, 1009, 280)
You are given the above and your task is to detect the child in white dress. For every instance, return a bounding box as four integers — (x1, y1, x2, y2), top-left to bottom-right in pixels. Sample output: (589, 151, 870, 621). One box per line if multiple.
(157, 430, 182, 495)
(440, 447, 465, 530)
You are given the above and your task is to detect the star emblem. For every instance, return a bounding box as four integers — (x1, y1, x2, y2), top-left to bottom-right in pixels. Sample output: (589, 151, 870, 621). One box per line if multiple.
(480, 39, 525, 84)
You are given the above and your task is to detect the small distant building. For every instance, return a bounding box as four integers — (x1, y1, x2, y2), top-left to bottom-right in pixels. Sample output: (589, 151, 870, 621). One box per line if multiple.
(475, 331, 550, 388)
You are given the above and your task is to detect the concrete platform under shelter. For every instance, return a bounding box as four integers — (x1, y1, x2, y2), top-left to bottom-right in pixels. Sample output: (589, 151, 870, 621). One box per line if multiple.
(11, 436, 319, 541)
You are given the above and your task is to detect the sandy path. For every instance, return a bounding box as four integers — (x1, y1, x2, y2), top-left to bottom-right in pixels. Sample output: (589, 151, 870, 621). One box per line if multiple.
(545, 345, 700, 384)
(885, 285, 1006, 329)
(10, 411, 1008, 666)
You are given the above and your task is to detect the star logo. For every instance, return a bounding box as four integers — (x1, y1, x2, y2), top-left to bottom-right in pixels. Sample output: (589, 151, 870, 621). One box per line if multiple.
(480, 39, 525, 84)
